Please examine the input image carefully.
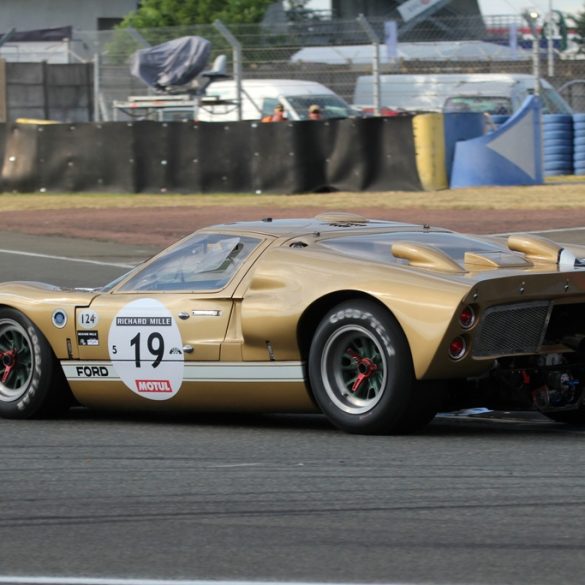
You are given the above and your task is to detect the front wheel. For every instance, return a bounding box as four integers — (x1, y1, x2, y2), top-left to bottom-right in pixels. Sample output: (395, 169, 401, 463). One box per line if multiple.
(308, 300, 437, 434)
(0, 308, 70, 418)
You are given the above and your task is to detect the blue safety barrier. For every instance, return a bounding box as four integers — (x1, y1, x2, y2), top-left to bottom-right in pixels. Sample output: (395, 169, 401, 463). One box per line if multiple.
(450, 96, 543, 188)
(443, 112, 485, 183)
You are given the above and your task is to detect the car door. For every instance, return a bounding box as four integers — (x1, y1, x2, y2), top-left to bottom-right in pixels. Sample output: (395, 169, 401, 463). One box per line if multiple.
(68, 232, 269, 407)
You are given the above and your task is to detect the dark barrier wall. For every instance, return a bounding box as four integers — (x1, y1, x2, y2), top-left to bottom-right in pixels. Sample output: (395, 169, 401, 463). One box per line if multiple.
(6, 62, 93, 123)
(0, 116, 423, 194)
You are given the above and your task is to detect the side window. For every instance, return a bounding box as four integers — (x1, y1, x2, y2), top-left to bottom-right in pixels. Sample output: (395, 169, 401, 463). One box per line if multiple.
(443, 96, 512, 115)
(117, 234, 261, 293)
(540, 87, 573, 114)
(261, 97, 279, 117)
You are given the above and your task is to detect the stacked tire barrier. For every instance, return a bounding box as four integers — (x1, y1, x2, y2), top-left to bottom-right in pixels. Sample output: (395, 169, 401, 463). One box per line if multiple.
(489, 114, 509, 130)
(573, 113, 585, 176)
(543, 114, 573, 177)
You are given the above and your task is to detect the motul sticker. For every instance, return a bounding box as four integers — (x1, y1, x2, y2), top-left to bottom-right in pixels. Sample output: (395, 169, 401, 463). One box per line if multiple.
(136, 379, 173, 393)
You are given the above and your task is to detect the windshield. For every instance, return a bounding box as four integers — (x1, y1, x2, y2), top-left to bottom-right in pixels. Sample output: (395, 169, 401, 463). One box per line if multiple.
(443, 95, 512, 114)
(111, 233, 261, 293)
(540, 86, 573, 114)
(286, 95, 355, 119)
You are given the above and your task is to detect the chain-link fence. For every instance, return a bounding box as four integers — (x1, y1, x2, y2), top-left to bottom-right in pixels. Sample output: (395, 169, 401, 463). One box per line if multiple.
(68, 13, 585, 121)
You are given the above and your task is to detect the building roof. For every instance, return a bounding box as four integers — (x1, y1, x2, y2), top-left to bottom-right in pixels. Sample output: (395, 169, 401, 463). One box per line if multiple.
(291, 40, 531, 64)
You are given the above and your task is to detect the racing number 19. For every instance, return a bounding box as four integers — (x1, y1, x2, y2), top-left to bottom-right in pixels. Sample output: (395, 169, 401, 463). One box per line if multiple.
(130, 332, 164, 368)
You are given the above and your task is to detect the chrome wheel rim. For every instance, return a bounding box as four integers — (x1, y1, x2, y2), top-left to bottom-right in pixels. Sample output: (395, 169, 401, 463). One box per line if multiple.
(0, 319, 34, 402)
(320, 324, 388, 414)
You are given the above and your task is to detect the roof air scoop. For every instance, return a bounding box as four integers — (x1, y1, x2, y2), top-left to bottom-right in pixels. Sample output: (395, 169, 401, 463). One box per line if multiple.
(463, 251, 531, 268)
(392, 241, 465, 273)
(507, 234, 562, 264)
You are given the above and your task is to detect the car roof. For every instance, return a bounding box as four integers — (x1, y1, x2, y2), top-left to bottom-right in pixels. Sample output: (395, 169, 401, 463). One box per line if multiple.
(201, 213, 439, 238)
(208, 79, 336, 95)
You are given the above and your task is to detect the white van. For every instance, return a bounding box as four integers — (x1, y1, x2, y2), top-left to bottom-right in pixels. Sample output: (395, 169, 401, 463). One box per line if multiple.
(197, 79, 356, 122)
(353, 73, 573, 115)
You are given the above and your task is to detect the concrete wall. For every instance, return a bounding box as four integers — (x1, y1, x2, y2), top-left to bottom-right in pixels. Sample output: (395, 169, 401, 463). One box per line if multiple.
(0, 0, 137, 32)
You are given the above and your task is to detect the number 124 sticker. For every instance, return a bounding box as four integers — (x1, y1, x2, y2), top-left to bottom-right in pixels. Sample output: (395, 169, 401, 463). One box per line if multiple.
(78, 309, 99, 329)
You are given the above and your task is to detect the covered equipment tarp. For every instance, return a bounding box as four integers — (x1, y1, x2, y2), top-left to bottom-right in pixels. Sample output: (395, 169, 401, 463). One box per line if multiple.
(131, 36, 211, 91)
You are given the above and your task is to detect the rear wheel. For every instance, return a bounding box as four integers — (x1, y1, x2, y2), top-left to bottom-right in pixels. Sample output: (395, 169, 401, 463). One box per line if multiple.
(308, 300, 438, 434)
(0, 308, 70, 419)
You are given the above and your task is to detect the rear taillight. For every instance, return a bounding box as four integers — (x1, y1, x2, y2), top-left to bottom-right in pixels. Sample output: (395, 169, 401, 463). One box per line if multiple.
(449, 336, 467, 360)
(459, 305, 476, 329)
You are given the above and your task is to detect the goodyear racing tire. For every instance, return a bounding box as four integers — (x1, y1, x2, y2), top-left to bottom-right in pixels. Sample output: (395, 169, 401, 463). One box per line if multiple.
(308, 300, 438, 435)
(0, 308, 71, 419)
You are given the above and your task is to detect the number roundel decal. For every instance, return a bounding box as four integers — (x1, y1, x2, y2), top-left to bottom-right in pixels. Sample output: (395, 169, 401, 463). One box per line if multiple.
(108, 298, 184, 401)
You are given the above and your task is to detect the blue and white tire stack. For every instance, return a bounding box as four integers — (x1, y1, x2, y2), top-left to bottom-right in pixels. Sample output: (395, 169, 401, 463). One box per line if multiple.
(489, 114, 510, 129)
(573, 113, 585, 176)
(543, 114, 574, 177)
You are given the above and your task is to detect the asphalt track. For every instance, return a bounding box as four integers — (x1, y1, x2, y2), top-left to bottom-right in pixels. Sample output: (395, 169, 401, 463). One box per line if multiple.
(1, 229, 585, 585)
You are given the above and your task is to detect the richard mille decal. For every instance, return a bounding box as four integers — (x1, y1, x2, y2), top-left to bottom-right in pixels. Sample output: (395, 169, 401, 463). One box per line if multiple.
(77, 331, 99, 346)
(108, 298, 184, 401)
(116, 316, 172, 326)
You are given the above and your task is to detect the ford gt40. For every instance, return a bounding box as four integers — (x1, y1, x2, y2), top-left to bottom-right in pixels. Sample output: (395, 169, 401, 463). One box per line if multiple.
(1, 213, 584, 434)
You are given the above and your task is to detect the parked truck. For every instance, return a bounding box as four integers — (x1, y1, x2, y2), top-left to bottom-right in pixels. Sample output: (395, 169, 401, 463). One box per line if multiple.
(353, 73, 573, 115)
(197, 79, 357, 122)
(113, 79, 357, 123)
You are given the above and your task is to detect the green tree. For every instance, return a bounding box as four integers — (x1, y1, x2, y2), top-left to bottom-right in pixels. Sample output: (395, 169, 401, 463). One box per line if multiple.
(573, 7, 585, 49)
(286, 0, 323, 22)
(119, 0, 275, 28)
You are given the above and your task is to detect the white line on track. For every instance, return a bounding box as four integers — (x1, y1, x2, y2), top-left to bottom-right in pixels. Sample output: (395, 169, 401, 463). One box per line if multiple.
(0, 575, 428, 585)
(0, 248, 135, 269)
(532, 226, 585, 235)
(494, 226, 585, 236)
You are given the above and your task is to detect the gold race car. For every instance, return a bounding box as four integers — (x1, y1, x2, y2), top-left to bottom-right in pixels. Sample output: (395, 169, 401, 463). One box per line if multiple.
(1, 213, 585, 434)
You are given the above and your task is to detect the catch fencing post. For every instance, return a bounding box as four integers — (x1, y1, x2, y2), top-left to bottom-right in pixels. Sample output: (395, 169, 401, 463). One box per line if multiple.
(93, 51, 100, 122)
(357, 14, 381, 116)
(214, 20, 243, 121)
(523, 9, 541, 96)
(546, 0, 554, 77)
